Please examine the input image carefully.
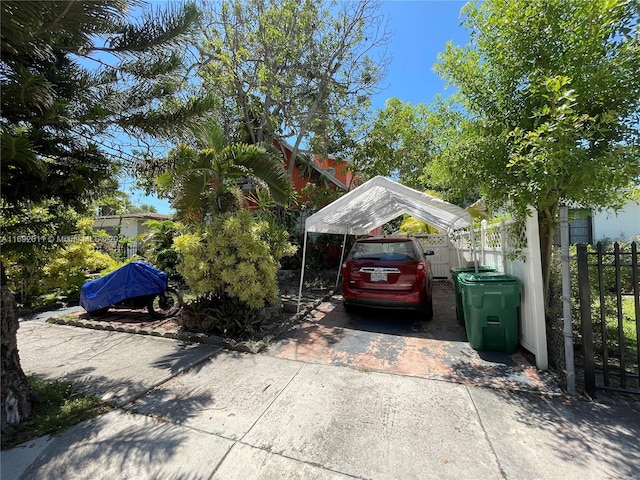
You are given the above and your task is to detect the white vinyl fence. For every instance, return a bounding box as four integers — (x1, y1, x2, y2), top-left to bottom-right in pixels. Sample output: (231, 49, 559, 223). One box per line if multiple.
(413, 234, 450, 278)
(452, 211, 548, 370)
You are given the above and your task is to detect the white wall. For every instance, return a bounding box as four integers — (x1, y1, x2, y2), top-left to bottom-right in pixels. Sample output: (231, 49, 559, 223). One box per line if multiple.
(92, 217, 154, 238)
(592, 198, 640, 242)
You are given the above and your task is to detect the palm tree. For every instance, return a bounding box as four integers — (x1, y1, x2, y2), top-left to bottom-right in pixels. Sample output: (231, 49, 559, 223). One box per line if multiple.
(142, 219, 181, 278)
(159, 123, 294, 224)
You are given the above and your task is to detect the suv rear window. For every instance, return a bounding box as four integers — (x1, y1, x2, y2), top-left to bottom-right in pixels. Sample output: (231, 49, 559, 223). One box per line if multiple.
(348, 240, 418, 261)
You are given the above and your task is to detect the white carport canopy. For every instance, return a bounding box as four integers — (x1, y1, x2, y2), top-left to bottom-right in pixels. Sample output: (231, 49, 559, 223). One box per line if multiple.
(305, 176, 472, 235)
(297, 176, 476, 311)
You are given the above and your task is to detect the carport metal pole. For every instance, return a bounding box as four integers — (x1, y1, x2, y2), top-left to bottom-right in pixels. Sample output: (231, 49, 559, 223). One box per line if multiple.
(296, 231, 308, 313)
(335, 233, 348, 288)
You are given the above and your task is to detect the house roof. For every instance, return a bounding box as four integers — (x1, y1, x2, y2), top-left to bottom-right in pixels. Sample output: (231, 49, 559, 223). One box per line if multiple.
(304, 176, 472, 235)
(94, 213, 172, 221)
(275, 138, 349, 191)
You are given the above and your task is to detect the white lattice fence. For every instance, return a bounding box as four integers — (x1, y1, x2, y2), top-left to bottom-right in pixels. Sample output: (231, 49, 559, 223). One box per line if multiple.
(451, 212, 548, 370)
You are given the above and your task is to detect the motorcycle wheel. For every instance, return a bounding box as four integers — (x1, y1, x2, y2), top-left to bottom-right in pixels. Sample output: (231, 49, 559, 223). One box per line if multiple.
(147, 287, 183, 318)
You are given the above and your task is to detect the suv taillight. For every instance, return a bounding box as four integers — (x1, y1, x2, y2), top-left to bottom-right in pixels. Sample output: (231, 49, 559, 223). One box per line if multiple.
(416, 261, 426, 279)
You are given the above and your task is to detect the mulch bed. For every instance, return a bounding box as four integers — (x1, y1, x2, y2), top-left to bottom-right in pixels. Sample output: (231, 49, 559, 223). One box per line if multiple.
(47, 270, 338, 353)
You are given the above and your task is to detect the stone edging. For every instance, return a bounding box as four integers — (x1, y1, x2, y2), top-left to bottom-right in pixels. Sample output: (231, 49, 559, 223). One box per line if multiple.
(46, 293, 333, 354)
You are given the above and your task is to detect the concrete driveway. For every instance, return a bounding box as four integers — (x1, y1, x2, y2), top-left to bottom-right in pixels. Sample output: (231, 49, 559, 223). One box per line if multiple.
(268, 281, 560, 394)
(6, 321, 640, 480)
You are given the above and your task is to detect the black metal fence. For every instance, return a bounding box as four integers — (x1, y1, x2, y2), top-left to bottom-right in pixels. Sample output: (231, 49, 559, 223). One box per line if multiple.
(95, 240, 143, 261)
(577, 242, 640, 396)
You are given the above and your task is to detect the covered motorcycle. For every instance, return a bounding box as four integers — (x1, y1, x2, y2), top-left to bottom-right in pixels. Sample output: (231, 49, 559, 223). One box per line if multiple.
(80, 261, 182, 318)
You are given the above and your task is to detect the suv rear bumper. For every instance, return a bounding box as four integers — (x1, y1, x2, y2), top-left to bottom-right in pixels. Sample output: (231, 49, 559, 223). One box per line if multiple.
(342, 289, 425, 310)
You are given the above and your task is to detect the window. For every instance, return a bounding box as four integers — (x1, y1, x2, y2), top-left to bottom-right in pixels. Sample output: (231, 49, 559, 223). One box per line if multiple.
(553, 210, 593, 245)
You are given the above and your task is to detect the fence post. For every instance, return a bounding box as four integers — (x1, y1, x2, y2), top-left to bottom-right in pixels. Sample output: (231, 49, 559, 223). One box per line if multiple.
(577, 244, 596, 397)
(596, 242, 609, 386)
(481, 219, 487, 265)
(499, 220, 507, 273)
(560, 206, 575, 394)
(522, 208, 548, 370)
(614, 242, 626, 388)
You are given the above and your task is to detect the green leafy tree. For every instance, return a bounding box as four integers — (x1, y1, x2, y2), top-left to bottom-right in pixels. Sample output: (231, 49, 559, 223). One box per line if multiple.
(197, 0, 390, 173)
(156, 123, 293, 223)
(1, 0, 214, 431)
(430, 0, 640, 297)
(96, 191, 159, 216)
(353, 98, 432, 188)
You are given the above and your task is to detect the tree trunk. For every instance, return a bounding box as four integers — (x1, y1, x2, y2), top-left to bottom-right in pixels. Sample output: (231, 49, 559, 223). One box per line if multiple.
(1, 262, 31, 432)
(537, 207, 557, 307)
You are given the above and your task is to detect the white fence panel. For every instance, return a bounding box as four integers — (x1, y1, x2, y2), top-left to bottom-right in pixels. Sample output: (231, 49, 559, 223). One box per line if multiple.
(451, 209, 548, 370)
(414, 234, 450, 278)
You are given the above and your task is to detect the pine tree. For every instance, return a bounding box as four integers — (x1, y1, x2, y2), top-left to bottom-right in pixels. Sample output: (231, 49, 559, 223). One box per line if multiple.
(0, 0, 215, 431)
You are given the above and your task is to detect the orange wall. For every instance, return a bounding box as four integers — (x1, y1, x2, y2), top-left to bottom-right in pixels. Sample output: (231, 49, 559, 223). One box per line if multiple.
(275, 139, 353, 193)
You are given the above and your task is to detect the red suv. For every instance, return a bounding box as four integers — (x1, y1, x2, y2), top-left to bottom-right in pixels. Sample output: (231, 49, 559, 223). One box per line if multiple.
(341, 236, 434, 318)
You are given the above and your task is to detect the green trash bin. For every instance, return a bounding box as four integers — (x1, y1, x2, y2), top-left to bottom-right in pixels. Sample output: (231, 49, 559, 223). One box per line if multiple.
(450, 265, 497, 326)
(458, 272, 521, 353)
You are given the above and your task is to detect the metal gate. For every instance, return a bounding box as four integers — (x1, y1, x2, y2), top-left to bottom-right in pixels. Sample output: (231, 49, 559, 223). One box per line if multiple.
(413, 234, 450, 279)
(577, 242, 640, 396)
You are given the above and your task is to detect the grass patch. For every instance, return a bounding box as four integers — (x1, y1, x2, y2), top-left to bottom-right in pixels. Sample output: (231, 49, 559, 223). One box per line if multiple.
(1, 376, 112, 450)
(588, 295, 639, 389)
(595, 295, 638, 346)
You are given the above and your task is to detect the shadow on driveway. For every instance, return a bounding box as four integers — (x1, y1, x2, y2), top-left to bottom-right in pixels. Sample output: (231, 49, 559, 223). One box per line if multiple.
(267, 281, 561, 394)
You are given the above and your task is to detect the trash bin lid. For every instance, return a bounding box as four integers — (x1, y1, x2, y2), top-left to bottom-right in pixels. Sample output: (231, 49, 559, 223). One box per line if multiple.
(459, 272, 519, 283)
(450, 265, 496, 274)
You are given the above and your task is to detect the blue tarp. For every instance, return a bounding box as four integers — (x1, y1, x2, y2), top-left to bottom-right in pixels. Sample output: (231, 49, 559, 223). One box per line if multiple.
(80, 261, 168, 313)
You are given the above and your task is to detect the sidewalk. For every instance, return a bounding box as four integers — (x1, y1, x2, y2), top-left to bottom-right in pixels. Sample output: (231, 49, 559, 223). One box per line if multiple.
(3, 321, 639, 479)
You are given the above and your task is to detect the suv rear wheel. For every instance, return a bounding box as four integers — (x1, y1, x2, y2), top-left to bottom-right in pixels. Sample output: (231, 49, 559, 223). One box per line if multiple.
(419, 296, 433, 320)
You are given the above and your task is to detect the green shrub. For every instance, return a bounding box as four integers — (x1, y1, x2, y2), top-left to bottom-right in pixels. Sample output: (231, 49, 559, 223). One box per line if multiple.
(42, 240, 117, 296)
(177, 294, 262, 339)
(2, 217, 117, 305)
(173, 210, 296, 309)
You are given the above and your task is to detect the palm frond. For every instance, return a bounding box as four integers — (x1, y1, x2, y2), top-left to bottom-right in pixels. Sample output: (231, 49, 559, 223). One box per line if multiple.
(0, 131, 47, 178)
(194, 120, 227, 152)
(466, 199, 490, 220)
(172, 170, 211, 224)
(224, 144, 293, 205)
(399, 217, 440, 234)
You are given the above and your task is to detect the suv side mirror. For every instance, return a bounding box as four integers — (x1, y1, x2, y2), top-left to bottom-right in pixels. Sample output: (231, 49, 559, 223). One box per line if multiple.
(423, 250, 435, 256)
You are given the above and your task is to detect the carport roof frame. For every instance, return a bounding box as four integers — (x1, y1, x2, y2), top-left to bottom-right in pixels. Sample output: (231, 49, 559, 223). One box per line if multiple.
(297, 176, 478, 313)
(304, 176, 472, 236)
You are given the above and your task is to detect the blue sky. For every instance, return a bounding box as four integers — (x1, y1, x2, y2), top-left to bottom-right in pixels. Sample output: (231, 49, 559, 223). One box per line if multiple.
(129, 0, 470, 214)
(372, 0, 468, 109)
